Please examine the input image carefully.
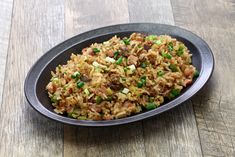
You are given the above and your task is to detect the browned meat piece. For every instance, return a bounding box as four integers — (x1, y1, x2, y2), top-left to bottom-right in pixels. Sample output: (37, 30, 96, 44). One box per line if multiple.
(147, 54, 156, 65)
(82, 47, 95, 56)
(106, 50, 114, 57)
(143, 41, 153, 51)
(108, 73, 123, 90)
(127, 55, 138, 65)
(119, 46, 130, 57)
(143, 44, 151, 51)
(80, 74, 91, 82)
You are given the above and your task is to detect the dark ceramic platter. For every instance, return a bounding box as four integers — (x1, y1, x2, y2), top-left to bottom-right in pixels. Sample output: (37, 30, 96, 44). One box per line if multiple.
(24, 23, 214, 126)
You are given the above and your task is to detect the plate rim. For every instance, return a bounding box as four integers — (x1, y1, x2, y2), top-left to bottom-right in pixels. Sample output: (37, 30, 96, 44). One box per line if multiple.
(24, 23, 214, 126)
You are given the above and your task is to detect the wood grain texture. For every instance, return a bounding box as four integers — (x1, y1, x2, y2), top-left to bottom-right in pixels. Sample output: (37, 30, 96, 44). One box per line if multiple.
(128, 0, 203, 156)
(0, 0, 13, 108)
(171, 0, 235, 156)
(64, 1, 147, 157)
(0, 0, 65, 156)
(65, 0, 130, 38)
(128, 0, 174, 25)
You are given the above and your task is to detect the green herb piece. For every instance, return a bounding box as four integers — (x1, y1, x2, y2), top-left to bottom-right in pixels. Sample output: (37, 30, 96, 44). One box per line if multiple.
(124, 67, 130, 72)
(194, 69, 200, 78)
(71, 71, 81, 79)
(161, 52, 172, 59)
(123, 39, 130, 45)
(138, 45, 142, 48)
(114, 51, 119, 59)
(58, 65, 62, 71)
(51, 77, 59, 84)
(137, 76, 146, 88)
(146, 35, 157, 41)
(154, 40, 162, 45)
(149, 97, 155, 103)
(93, 48, 100, 53)
(116, 56, 123, 65)
(169, 89, 180, 98)
(77, 81, 84, 88)
(95, 96, 102, 104)
(140, 62, 147, 68)
(157, 70, 164, 77)
(146, 102, 157, 110)
(78, 116, 87, 120)
(106, 96, 113, 101)
(121, 77, 126, 81)
(68, 112, 79, 118)
(140, 76, 146, 81)
(167, 42, 174, 52)
(169, 64, 178, 72)
(84, 88, 90, 95)
(137, 81, 144, 88)
(176, 46, 184, 56)
(51, 95, 58, 103)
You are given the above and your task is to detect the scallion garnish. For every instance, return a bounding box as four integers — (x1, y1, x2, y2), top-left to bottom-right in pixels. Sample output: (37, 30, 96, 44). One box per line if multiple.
(77, 81, 84, 88)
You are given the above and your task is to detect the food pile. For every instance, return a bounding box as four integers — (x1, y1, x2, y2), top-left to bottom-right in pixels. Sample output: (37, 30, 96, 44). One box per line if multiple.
(46, 33, 199, 120)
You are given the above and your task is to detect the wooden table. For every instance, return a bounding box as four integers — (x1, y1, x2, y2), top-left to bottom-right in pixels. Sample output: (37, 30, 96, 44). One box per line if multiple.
(0, 0, 234, 156)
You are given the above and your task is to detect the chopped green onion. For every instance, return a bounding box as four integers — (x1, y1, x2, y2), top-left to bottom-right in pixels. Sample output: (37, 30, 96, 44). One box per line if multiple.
(71, 71, 81, 79)
(106, 96, 113, 101)
(77, 81, 84, 88)
(162, 51, 172, 59)
(146, 35, 157, 41)
(51, 95, 58, 103)
(194, 69, 199, 78)
(123, 39, 130, 45)
(121, 77, 126, 81)
(58, 65, 62, 70)
(146, 102, 157, 110)
(149, 97, 155, 103)
(106, 87, 113, 95)
(154, 40, 162, 45)
(140, 76, 146, 81)
(105, 56, 116, 63)
(140, 62, 147, 68)
(137, 81, 144, 88)
(169, 64, 178, 72)
(114, 51, 119, 59)
(78, 116, 87, 120)
(68, 112, 79, 118)
(169, 89, 180, 98)
(176, 46, 184, 56)
(138, 45, 142, 48)
(129, 64, 136, 71)
(95, 96, 102, 104)
(137, 76, 146, 88)
(167, 42, 174, 52)
(51, 77, 59, 84)
(84, 88, 90, 95)
(122, 88, 129, 94)
(93, 48, 100, 53)
(116, 56, 123, 65)
(157, 70, 164, 76)
(124, 67, 130, 72)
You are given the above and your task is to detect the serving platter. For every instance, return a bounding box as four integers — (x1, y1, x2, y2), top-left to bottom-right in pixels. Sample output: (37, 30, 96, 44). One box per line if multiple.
(24, 23, 214, 126)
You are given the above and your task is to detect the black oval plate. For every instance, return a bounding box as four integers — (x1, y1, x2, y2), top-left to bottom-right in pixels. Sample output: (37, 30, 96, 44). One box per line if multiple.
(24, 23, 214, 126)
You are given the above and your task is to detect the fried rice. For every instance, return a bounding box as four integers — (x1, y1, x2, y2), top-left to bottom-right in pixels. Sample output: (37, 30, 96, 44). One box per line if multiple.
(46, 33, 199, 120)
